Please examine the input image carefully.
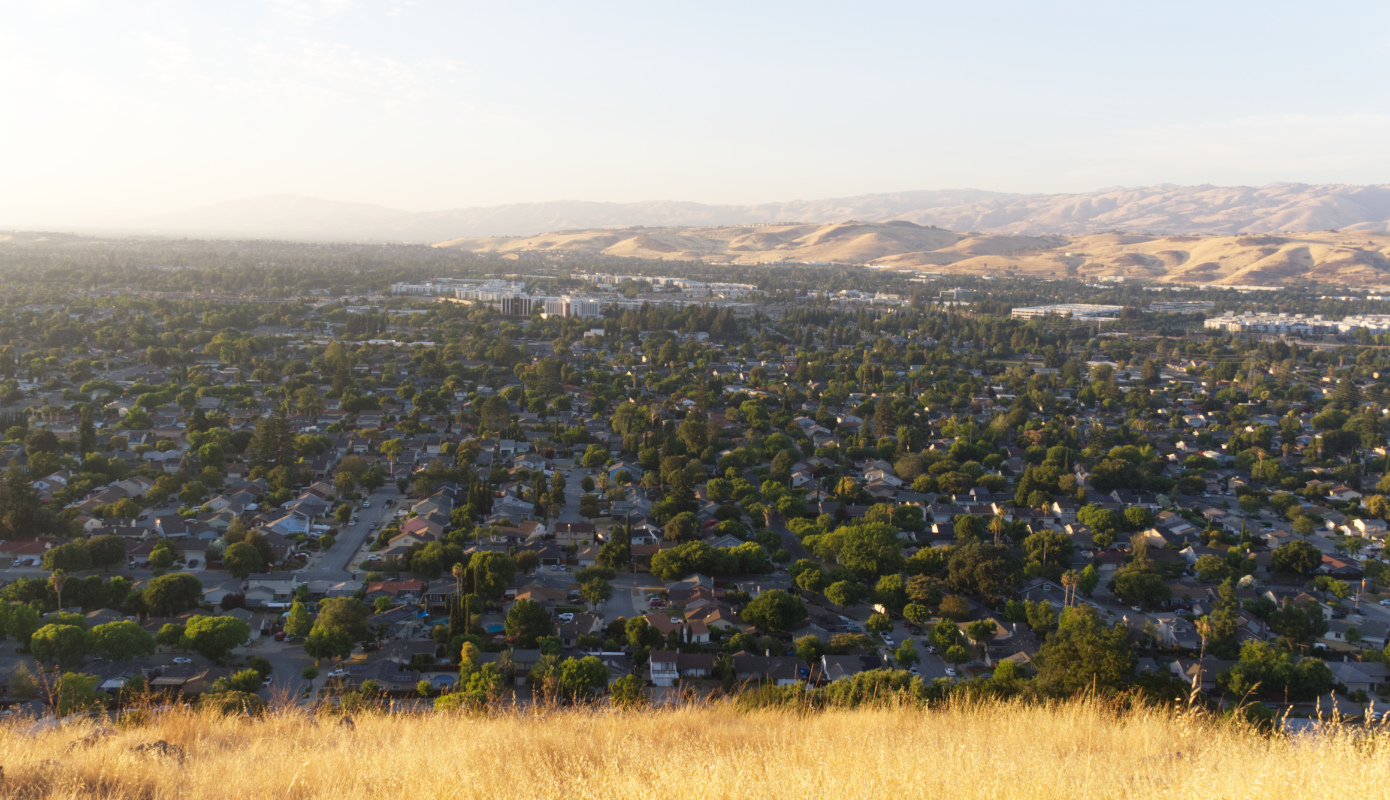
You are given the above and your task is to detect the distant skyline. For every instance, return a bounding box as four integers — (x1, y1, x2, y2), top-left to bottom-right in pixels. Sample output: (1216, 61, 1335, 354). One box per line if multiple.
(5, 1, 1390, 226)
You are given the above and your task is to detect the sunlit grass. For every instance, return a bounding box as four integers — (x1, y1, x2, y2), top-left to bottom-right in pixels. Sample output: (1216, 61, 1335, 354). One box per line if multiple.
(1, 697, 1386, 799)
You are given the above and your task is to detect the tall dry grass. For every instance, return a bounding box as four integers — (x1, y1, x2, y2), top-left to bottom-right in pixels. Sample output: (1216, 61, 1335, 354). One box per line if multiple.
(0, 697, 1386, 799)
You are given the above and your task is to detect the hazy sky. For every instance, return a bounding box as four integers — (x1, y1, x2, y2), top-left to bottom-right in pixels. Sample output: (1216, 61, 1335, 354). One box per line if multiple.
(5, 0, 1390, 223)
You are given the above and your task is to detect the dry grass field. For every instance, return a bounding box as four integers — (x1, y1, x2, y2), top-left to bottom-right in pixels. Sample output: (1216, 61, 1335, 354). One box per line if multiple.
(1, 698, 1387, 799)
(434, 222, 1390, 286)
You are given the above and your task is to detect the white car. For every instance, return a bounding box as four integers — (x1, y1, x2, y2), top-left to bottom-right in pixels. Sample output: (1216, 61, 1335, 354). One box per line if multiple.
(944, 667, 956, 677)
(1131, 606, 1143, 612)
(327, 669, 348, 678)
(882, 635, 894, 647)
(362, 500, 371, 508)
(670, 617, 682, 625)
(557, 613, 575, 622)
(172, 657, 192, 665)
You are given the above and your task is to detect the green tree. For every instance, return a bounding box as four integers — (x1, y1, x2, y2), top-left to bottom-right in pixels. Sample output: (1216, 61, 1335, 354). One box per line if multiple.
(468, 552, 518, 600)
(1025, 599, 1056, 634)
(89, 620, 155, 661)
(895, 639, 920, 668)
(1194, 554, 1229, 584)
(143, 573, 203, 617)
(223, 542, 265, 579)
(953, 514, 985, 542)
(86, 535, 126, 571)
(1034, 606, 1135, 696)
(314, 597, 370, 641)
(1123, 506, 1155, 530)
(740, 590, 808, 633)
(1022, 529, 1073, 567)
(303, 626, 354, 660)
(1077, 564, 1100, 596)
(148, 545, 175, 572)
(837, 523, 905, 580)
(557, 655, 609, 700)
(865, 613, 893, 635)
(610, 673, 646, 709)
(1218, 640, 1333, 702)
(42, 542, 92, 572)
(505, 599, 553, 648)
(795, 635, 825, 664)
(1270, 540, 1321, 575)
(184, 615, 251, 664)
(8, 603, 41, 649)
(946, 542, 1020, 600)
(247, 409, 297, 470)
(284, 601, 313, 638)
(1111, 553, 1171, 609)
(226, 669, 264, 694)
(625, 616, 662, 649)
(964, 620, 996, 658)
(824, 580, 867, 608)
(903, 603, 931, 626)
(155, 622, 186, 649)
(30, 624, 89, 669)
(579, 578, 613, 610)
(1269, 600, 1329, 648)
(52, 672, 105, 716)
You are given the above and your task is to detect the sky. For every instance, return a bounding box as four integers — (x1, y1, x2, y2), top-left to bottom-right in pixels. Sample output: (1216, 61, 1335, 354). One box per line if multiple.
(4, 0, 1390, 224)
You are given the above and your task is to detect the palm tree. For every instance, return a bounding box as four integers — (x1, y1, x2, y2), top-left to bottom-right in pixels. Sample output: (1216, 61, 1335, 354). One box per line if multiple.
(381, 439, 404, 478)
(1194, 616, 1214, 696)
(452, 562, 465, 600)
(49, 569, 68, 611)
(1060, 570, 1079, 608)
(989, 516, 1005, 547)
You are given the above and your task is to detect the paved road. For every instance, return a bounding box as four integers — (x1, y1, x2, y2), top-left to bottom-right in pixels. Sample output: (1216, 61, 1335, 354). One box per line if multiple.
(297, 485, 399, 583)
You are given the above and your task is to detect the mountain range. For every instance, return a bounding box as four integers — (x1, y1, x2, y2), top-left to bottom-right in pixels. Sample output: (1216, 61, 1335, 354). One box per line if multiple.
(433, 222, 1390, 287)
(116, 183, 1390, 243)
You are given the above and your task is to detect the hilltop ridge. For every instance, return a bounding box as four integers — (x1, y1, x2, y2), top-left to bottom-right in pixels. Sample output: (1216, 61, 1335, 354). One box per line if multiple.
(62, 183, 1390, 243)
(434, 222, 1390, 287)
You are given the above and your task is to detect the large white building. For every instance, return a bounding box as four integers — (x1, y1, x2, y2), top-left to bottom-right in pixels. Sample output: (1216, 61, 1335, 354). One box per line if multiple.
(1011, 304, 1123, 320)
(1204, 312, 1338, 335)
(543, 296, 602, 318)
(1148, 301, 1215, 314)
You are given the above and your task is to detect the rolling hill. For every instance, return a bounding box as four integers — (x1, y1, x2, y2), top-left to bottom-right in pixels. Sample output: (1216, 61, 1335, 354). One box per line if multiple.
(108, 183, 1390, 243)
(434, 222, 1390, 287)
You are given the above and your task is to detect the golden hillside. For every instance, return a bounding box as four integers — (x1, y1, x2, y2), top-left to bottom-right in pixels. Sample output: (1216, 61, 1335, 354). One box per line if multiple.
(5, 700, 1386, 799)
(435, 223, 1390, 286)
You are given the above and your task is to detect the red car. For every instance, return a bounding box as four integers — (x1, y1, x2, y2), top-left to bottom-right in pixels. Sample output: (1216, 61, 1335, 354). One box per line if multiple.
(274, 631, 286, 641)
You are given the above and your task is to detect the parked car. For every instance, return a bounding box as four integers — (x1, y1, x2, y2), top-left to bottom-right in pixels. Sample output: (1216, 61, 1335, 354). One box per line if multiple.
(188, 559, 199, 568)
(944, 667, 956, 677)
(274, 631, 287, 641)
(1380, 599, 1390, 606)
(882, 635, 894, 647)
(172, 657, 192, 665)
(362, 500, 371, 508)
(1131, 605, 1143, 612)
(557, 613, 575, 622)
